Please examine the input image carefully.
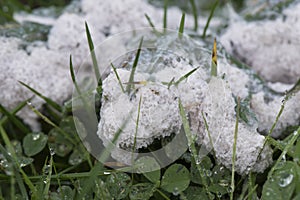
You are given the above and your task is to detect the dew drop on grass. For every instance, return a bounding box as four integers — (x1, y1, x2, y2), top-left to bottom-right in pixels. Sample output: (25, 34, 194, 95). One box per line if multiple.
(278, 173, 293, 187)
(104, 171, 111, 175)
(49, 147, 55, 156)
(206, 170, 212, 177)
(32, 133, 41, 141)
(172, 187, 179, 196)
(43, 164, 51, 174)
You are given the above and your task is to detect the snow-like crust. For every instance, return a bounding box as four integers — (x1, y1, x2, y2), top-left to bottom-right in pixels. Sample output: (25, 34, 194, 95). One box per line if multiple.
(251, 91, 300, 138)
(0, 37, 72, 130)
(198, 77, 272, 174)
(220, 3, 300, 84)
(97, 51, 273, 174)
(1, 0, 196, 129)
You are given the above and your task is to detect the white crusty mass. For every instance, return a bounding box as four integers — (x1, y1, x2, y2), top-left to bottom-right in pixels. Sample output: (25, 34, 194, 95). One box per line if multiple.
(220, 2, 300, 84)
(1, 0, 201, 129)
(97, 48, 273, 174)
(198, 77, 272, 174)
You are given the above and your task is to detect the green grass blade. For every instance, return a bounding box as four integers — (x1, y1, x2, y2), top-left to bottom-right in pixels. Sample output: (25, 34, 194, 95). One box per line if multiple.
(178, 13, 185, 38)
(145, 13, 157, 33)
(85, 22, 102, 86)
(111, 63, 125, 93)
(81, 117, 130, 200)
(178, 99, 212, 200)
(267, 126, 300, 179)
(126, 37, 144, 94)
(189, 0, 198, 31)
(26, 102, 77, 145)
(202, 0, 218, 38)
(0, 144, 28, 200)
(163, 0, 168, 30)
(69, 55, 81, 95)
(43, 155, 53, 198)
(201, 111, 216, 159)
(174, 67, 198, 86)
(257, 97, 287, 160)
(0, 125, 36, 195)
(0, 99, 30, 125)
(0, 104, 30, 133)
(230, 97, 240, 200)
(18, 81, 62, 112)
(132, 95, 142, 175)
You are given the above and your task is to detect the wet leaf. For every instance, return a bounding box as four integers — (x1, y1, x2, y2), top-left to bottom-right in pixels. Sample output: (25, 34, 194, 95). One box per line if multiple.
(106, 172, 132, 199)
(48, 128, 73, 157)
(58, 186, 74, 199)
(68, 148, 85, 165)
(190, 156, 212, 185)
(129, 183, 156, 200)
(94, 179, 113, 200)
(184, 186, 209, 200)
(262, 161, 297, 200)
(18, 156, 34, 168)
(161, 164, 190, 194)
(23, 132, 48, 156)
(135, 156, 161, 184)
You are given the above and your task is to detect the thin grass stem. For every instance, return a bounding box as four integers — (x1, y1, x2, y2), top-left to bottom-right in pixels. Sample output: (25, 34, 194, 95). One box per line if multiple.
(189, 0, 198, 31)
(230, 97, 240, 200)
(85, 22, 102, 87)
(202, 0, 218, 38)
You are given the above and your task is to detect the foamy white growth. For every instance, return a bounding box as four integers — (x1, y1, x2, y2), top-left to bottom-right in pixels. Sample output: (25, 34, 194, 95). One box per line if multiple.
(251, 91, 300, 138)
(97, 69, 182, 162)
(0, 37, 72, 129)
(198, 77, 273, 174)
(1, 0, 202, 129)
(220, 2, 300, 84)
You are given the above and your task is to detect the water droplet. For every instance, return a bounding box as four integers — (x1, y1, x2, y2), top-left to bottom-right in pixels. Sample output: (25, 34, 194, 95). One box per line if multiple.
(104, 171, 111, 175)
(32, 133, 40, 140)
(172, 187, 179, 196)
(49, 147, 55, 156)
(206, 170, 212, 177)
(293, 131, 297, 136)
(278, 174, 293, 187)
(43, 164, 51, 174)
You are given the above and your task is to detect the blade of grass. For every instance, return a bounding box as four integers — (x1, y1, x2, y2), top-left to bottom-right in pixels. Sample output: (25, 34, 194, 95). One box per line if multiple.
(85, 22, 102, 86)
(178, 13, 185, 38)
(189, 0, 198, 31)
(43, 155, 53, 198)
(132, 95, 142, 178)
(126, 37, 144, 94)
(0, 104, 30, 133)
(267, 126, 300, 179)
(111, 63, 125, 93)
(76, 116, 131, 199)
(18, 81, 62, 112)
(0, 98, 30, 125)
(174, 67, 199, 86)
(178, 99, 212, 200)
(0, 125, 36, 195)
(202, 0, 219, 38)
(257, 96, 287, 160)
(0, 144, 28, 200)
(230, 97, 240, 200)
(145, 13, 158, 33)
(163, 0, 168, 31)
(26, 102, 77, 145)
(201, 111, 216, 159)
